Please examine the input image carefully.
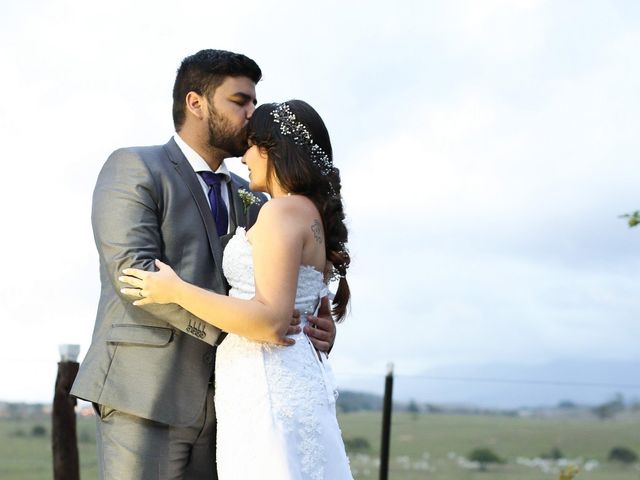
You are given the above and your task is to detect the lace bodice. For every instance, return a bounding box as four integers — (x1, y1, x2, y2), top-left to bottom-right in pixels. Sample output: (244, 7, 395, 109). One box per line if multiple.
(222, 227, 328, 314)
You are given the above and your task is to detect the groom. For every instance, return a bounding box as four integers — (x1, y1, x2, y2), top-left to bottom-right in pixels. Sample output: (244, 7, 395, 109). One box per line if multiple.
(71, 49, 337, 479)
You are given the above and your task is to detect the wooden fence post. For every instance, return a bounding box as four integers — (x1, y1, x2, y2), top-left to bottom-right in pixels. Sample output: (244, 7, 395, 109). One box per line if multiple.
(52, 344, 80, 480)
(379, 362, 394, 480)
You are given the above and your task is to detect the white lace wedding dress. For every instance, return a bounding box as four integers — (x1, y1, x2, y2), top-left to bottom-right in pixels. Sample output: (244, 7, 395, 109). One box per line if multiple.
(215, 227, 353, 479)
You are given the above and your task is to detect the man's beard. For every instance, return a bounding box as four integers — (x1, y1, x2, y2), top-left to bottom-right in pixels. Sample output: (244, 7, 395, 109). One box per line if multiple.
(207, 105, 247, 157)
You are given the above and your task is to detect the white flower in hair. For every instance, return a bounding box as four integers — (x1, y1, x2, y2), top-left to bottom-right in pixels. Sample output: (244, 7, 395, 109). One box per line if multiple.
(270, 103, 333, 176)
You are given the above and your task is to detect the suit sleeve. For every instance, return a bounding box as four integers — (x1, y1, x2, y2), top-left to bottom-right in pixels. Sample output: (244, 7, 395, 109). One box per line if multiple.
(92, 148, 221, 346)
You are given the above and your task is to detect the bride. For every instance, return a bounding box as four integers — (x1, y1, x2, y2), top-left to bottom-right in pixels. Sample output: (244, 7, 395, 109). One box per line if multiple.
(120, 100, 353, 479)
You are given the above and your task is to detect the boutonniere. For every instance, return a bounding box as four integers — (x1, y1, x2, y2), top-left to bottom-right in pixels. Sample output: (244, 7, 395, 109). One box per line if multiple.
(238, 188, 261, 214)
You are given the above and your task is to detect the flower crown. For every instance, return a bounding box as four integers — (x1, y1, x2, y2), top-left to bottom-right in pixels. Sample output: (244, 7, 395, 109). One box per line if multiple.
(270, 103, 333, 176)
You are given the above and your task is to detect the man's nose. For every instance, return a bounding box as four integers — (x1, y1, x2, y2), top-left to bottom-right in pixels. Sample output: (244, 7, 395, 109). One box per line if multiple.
(246, 103, 256, 119)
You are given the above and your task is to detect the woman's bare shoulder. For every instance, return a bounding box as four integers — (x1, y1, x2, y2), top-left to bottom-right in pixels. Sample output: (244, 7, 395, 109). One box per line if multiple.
(257, 195, 318, 223)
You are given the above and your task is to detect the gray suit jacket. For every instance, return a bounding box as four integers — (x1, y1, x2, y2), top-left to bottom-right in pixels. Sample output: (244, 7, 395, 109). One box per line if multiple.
(71, 138, 264, 426)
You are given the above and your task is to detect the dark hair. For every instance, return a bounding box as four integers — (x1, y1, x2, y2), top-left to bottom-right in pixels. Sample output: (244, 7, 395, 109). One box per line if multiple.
(248, 100, 351, 321)
(172, 49, 262, 130)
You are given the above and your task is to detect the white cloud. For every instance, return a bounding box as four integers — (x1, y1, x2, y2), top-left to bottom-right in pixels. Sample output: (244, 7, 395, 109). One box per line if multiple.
(436, 0, 548, 60)
(2, 0, 640, 402)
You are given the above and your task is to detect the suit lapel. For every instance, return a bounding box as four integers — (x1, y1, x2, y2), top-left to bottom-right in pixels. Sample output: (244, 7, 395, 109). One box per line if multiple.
(163, 139, 225, 275)
(228, 178, 248, 229)
(218, 177, 245, 249)
(228, 173, 265, 230)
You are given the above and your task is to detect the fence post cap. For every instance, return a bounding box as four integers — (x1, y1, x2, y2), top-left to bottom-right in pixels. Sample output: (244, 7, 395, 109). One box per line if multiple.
(58, 344, 80, 362)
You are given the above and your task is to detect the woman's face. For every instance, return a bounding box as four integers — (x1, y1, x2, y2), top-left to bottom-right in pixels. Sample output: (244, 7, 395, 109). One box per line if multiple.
(241, 144, 270, 193)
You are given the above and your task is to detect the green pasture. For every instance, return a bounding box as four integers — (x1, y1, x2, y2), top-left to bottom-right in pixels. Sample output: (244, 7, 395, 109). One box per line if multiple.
(0, 416, 99, 480)
(1, 411, 639, 479)
(339, 411, 640, 479)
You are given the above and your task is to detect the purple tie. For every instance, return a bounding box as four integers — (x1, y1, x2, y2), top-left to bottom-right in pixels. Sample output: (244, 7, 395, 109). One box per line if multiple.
(199, 172, 229, 237)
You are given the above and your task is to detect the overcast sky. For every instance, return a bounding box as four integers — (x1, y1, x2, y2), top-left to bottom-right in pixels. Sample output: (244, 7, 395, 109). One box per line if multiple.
(1, 0, 639, 403)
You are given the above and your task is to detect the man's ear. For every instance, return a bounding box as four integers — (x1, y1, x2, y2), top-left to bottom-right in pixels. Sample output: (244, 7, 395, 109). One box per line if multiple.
(185, 91, 206, 120)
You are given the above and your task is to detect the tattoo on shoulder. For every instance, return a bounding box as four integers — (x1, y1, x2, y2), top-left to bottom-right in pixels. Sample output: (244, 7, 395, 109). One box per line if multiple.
(311, 220, 323, 244)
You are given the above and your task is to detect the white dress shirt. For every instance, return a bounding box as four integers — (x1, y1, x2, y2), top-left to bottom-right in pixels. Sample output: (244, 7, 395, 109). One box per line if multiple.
(173, 133, 232, 234)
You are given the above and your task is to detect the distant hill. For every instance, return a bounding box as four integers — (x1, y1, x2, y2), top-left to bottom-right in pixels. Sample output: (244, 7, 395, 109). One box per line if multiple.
(336, 390, 383, 412)
(336, 359, 640, 408)
(3, 359, 638, 412)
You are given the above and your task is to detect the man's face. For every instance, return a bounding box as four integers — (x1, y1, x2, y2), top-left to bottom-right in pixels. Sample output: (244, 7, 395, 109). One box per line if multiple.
(206, 76, 257, 157)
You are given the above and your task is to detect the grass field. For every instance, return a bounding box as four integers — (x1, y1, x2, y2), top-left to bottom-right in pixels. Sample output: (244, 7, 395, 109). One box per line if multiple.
(339, 411, 640, 479)
(1, 411, 639, 479)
